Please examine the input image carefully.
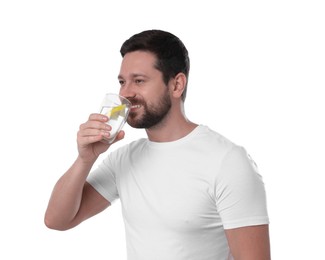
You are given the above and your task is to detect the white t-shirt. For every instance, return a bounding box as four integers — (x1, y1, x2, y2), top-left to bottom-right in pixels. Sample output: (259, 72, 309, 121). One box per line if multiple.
(87, 125, 269, 260)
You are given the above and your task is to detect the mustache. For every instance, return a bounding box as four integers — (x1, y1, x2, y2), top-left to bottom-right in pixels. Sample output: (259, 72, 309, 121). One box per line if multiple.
(127, 97, 144, 106)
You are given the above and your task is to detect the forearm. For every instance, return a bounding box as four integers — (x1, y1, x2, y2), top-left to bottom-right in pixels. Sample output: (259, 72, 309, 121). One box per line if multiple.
(44, 156, 96, 230)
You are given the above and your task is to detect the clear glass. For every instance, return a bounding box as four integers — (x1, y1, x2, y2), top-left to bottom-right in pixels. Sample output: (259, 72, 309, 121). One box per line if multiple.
(99, 93, 131, 143)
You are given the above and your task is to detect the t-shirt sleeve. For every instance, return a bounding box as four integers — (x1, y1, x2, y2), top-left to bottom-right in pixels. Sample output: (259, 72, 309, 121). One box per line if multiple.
(87, 155, 119, 204)
(215, 146, 269, 229)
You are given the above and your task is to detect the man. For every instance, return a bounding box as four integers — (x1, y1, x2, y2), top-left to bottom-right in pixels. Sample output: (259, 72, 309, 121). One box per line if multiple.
(45, 30, 270, 260)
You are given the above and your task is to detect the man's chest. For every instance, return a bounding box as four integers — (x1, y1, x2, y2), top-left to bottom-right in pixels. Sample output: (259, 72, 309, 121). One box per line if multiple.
(116, 154, 221, 231)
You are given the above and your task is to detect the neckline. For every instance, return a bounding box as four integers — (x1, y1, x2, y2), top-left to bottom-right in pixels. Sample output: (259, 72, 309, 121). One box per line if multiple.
(145, 125, 206, 149)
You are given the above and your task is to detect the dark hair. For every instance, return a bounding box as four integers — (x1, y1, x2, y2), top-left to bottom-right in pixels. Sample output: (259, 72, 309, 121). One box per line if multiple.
(120, 30, 190, 101)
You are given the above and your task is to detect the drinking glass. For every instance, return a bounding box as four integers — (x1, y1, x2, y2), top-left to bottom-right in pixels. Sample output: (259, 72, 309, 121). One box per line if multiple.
(99, 93, 131, 143)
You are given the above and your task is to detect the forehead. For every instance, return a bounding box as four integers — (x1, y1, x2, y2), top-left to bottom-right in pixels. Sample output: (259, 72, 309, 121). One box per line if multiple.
(119, 51, 159, 77)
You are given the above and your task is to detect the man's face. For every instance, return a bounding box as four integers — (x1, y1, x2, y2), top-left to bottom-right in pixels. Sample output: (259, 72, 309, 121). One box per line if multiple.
(118, 51, 171, 129)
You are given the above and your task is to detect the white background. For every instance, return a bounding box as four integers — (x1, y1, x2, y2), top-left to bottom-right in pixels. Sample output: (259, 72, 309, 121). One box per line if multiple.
(1, 0, 324, 259)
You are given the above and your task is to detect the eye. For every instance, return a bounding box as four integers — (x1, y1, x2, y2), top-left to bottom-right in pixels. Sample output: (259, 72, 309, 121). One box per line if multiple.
(119, 79, 125, 86)
(135, 79, 144, 84)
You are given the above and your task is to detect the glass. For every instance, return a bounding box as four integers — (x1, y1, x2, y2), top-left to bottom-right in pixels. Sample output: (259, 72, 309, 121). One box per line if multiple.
(99, 93, 131, 143)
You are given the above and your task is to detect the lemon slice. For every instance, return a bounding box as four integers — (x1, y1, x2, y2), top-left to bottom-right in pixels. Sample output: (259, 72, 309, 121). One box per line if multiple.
(107, 104, 126, 119)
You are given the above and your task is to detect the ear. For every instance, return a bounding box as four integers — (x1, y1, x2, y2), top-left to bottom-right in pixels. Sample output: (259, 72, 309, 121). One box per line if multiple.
(170, 73, 187, 98)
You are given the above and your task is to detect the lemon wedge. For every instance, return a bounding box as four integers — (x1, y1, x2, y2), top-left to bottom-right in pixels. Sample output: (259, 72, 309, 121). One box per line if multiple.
(107, 104, 126, 119)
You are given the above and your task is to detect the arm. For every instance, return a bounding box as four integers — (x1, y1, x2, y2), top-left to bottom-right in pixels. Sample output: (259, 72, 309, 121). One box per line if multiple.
(44, 156, 110, 230)
(44, 114, 124, 230)
(225, 224, 271, 260)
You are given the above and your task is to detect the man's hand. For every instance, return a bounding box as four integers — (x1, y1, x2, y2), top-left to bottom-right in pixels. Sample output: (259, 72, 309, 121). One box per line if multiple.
(77, 113, 125, 163)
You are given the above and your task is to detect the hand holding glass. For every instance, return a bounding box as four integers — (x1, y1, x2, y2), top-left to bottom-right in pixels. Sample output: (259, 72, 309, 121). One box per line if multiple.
(99, 93, 131, 143)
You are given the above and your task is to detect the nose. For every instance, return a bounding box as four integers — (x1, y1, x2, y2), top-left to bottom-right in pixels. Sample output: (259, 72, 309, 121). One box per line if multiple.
(119, 82, 136, 100)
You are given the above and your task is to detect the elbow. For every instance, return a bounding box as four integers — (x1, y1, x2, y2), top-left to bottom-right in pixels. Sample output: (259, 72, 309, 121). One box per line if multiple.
(44, 213, 70, 231)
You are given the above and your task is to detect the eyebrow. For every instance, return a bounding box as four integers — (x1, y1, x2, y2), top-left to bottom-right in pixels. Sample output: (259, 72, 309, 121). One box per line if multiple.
(118, 73, 149, 79)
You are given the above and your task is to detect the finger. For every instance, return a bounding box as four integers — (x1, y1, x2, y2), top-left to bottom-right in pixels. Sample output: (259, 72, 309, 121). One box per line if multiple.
(79, 128, 110, 138)
(79, 121, 111, 131)
(89, 113, 108, 122)
(78, 125, 110, 141)
(79, 134, 104, 146)
(78, 129, 110, 145)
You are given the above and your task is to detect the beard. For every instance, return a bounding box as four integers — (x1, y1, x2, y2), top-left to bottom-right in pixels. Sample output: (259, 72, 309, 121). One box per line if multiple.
(127, 91, 172, 129)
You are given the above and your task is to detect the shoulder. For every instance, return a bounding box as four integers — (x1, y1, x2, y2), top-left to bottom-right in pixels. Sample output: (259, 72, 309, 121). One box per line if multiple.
(109, 138, 148, 159)
(219, 145, 259, 178)
(196, 125, 235, 145)
(195, 125, 239, 157)
(198, 125, 261, 180)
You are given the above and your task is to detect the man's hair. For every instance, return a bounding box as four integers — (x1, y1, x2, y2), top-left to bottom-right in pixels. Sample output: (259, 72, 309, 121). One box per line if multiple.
(120, 29, 190, 101)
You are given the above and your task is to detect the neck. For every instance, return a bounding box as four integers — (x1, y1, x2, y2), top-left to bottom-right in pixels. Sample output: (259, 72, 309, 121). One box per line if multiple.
(145, 103, 198, 142)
